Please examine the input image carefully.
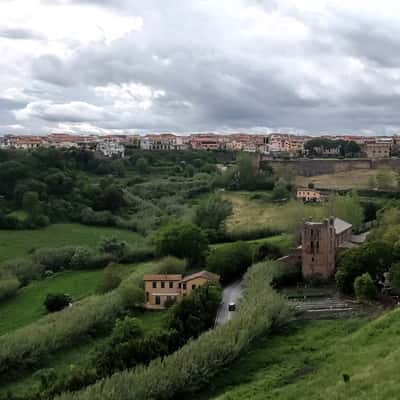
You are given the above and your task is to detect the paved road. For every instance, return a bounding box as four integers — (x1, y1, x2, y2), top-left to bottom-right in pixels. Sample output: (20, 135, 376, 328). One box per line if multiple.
(215, 280, 243, 325)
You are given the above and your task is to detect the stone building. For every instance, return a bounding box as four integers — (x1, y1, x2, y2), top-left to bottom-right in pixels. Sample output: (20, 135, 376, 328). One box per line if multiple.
(280, 217, 357, 281)
(301, 217, 352, 280)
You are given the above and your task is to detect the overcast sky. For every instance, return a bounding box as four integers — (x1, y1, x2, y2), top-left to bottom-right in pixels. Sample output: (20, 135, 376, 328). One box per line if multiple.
(1, 0, 400, 135)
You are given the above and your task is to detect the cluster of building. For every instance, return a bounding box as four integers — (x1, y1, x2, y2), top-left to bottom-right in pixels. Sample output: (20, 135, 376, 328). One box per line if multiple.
(0, 132, 399, 159)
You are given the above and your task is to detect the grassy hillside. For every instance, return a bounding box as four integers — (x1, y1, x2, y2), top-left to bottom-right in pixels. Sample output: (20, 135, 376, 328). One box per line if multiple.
(222, 191, 324, 233)
(196, 309, 400, 400)
(296, 169, 377, 190)
(0, 224, 145, 263)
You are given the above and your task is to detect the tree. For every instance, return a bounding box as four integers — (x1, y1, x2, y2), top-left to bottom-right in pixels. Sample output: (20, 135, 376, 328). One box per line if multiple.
(207, 241, 253, 283)
(324, 191, 363, 231)
(157, 256, 187, 274)
(308, 182, 315, 189)
(96, 270, 122, 294)
(390, 262, 400, 290)
(376, 168, 394, 190)
(336, 240, 393, 293)
(194, 194, 233, 235)
(354, 273, 377, 301)
(44, 293, 71, 312)
(135, 158, 149, 174)
(22, 191, 40, 214)
(101, 185, 126, 212)
(271, 178, 290, 201)
(153, 222, 208, 267)
(167, 282, 222, 342)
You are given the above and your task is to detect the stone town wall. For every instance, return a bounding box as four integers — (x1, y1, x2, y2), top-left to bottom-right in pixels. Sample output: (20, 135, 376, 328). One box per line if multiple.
(260, 158, 400, 177)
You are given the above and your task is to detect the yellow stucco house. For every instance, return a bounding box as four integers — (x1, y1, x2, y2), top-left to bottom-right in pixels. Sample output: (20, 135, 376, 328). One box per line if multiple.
(143, 270, 220, 309)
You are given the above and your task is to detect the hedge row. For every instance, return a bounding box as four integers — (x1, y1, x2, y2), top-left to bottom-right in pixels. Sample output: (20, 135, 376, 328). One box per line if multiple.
(57, 260, 292, 400)
(0, 259, 165, 380)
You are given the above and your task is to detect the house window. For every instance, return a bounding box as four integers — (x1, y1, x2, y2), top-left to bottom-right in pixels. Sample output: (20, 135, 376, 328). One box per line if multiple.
(169, 282, 173, 289)
(155, 295, 161, 305)
(152, 281, 157, 289)
(146, 292, 149, 302)
(183, 283, 187, 290)
(178, 282, 181, 288)
(192, 284, 196, 290)
(161, 282, 165, 289)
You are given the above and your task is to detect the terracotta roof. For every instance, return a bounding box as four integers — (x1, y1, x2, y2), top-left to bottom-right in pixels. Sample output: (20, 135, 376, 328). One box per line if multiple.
(143, 274, 182, 281)
(181, 270, 220, 283)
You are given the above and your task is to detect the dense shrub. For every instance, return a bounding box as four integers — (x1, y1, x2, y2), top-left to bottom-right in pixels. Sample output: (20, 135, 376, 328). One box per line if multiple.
(44, 293, 72, 313)
(207, 241, 253, 283)
(0, 277, 20, 301)
(80, 208, 117, 227)
(96, 271, 122, 294)
(56, 260, 291, 400)
(119, 246, 155, 264)
(252, 241, 284, 262)
(216, 227, 283, 243)
(33, 247, 77, 271)
(354, 273, 377, 302)
(99, 237, 127, 259)
(0, 258, 44, 285)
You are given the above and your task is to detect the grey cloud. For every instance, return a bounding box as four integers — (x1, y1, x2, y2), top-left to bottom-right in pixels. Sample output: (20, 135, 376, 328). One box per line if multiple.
(5, 1, 400, 134)
(0, 27, 45, 40)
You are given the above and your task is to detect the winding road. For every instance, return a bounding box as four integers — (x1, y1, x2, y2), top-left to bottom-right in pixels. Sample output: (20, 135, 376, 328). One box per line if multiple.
(215, 280, 243, 325)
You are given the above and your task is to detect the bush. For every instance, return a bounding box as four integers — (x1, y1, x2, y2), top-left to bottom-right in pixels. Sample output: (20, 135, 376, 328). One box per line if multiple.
(44, 293, 72, 313)
(157, 256, 186, 275)
(252, 241, 284, 262)
(33, 246, 76, 271)
(99, 237, 127, 259)
(0, 258, 44, 285)
(96, 271, 122, 294)
(119, 246, 155, 264)
(354, 273, 377, 302)
(0, 277, 20, 302)
(207, 241, 253, 283)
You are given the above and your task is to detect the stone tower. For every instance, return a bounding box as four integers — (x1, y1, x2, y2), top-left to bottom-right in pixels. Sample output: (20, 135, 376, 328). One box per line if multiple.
(301, 217, 336, 280)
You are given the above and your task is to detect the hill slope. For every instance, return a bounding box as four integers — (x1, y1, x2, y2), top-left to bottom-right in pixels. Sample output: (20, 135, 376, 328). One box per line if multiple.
(198, 309, 400, 400)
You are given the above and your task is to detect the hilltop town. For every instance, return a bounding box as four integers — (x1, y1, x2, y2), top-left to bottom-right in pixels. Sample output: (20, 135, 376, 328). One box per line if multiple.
(0, 132, 396, 159)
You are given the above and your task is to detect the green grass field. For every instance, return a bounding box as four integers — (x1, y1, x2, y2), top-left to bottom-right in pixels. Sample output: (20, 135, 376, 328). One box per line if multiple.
(0, 270, 102, 335)
(0, 223, 145, 263)
(196, 309, 400, 400)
